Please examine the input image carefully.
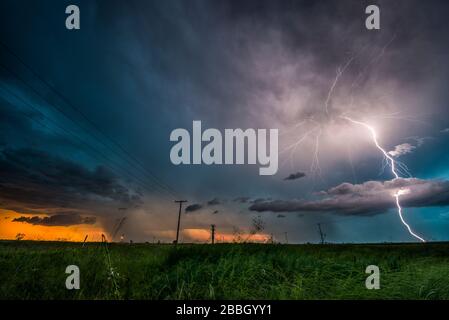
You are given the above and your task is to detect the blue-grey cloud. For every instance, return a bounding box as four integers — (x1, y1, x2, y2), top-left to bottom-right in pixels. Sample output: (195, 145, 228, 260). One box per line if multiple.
(185, 203, 203, 212)
(284, 172, 306, 181)
(250, 178, 449, 215)
(207, 198, 221, 206)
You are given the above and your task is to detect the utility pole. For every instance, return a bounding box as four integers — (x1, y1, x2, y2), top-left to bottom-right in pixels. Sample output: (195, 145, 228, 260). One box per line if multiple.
(82, 235, 88, 247)
(211, 224, 216, 244)
(284, 232, 288, 244)
(174, 200, 188, 245)
(317, 223, 325, 244)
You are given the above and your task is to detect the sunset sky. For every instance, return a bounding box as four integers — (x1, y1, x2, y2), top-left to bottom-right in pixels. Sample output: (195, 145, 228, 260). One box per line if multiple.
(1, 0, 449, 243)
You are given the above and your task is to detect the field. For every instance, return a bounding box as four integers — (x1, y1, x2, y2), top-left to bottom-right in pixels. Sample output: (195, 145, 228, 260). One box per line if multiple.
(0, 240, 449, 300)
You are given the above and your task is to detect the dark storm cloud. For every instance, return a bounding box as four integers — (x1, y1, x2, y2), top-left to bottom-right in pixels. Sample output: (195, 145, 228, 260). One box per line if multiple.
(209, 0, 449, 121)
(284, 172, 306, 181)
(185, 203, 203, 212)
(3, 0, 449, 199)
(250, 178, 449, 215)
(12, 213, 96, 226)
(207, 198, 221, 206)
(0, 148, 141, 213)
(118, 0, 386, 127)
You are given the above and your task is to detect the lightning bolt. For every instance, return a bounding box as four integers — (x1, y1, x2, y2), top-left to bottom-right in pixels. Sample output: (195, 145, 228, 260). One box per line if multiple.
(310, 127, 323, 178)
(341, 116, 426, 242)
(394, 189, 425, 242)
(325, 57, 354, 116)
(282, 37, 426, 242)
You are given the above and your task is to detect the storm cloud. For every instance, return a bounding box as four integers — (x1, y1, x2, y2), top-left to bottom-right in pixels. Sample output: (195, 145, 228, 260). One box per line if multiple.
(12, 213, 96, 226)
(250, 178, 449, 215)
(0, 148, 142, 214)
(185, 204, 203, 212)
(207, 198, 221, 206)
(284, 172, 306, 181)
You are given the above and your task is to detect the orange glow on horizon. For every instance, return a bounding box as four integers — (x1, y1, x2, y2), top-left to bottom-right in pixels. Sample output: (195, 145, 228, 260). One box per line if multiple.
(0, 210, 107, 242)
(1, 210, 270, 243)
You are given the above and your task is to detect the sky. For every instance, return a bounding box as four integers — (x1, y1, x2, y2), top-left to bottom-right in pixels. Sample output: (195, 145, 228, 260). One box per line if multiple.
(1, 0, 449, 243)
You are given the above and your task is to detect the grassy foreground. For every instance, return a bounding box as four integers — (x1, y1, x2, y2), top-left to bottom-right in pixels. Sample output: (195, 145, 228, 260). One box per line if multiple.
(0, 241, 448, 299)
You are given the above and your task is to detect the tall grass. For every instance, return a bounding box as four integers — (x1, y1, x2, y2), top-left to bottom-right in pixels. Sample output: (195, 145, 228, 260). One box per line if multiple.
(0, 241, 448, 299)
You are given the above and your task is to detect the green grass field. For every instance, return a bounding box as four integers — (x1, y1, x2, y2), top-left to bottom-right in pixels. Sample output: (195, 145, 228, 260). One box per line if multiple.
(1, 240, 448, 300)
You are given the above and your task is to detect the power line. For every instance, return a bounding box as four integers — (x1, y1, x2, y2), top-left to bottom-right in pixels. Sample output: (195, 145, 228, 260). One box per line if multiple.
(0, 68, 174, 202)
(0, 62, 177, 200)
(0, 81, 174, 202)
(0, 41, 179, 199)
